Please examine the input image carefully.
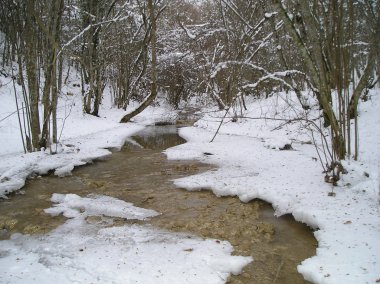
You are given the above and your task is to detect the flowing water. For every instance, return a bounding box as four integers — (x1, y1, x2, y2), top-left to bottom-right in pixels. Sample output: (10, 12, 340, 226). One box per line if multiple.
(0, 124, 317, 284)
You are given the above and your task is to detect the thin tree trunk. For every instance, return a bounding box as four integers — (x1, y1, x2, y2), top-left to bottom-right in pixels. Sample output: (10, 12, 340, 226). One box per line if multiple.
(348, 8, 380, 118)
(41, 49, 53, 149)
(12, 71, 26, 153)
(52, 56, 58, 143)
(273, 0, 346, 159)
(120, 0, 157, 123)
(25, 0, 41, 151)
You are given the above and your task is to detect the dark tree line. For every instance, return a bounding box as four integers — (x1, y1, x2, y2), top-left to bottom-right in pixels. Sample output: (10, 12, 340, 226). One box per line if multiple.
(0, 0, 379, 171)
(0, 0, 161, 151)
(158, 0, 378, 167)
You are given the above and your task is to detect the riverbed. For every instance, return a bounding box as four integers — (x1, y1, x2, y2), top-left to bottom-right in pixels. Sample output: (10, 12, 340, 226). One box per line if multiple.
(0, 125, 316, 283)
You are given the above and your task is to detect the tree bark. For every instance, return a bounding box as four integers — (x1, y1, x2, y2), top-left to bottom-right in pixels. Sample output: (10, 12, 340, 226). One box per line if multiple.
(348, 12, 380, 118)
(25, 0, 41, 151)
(120, 0, 157, 123)
(273, 0, 345, 159)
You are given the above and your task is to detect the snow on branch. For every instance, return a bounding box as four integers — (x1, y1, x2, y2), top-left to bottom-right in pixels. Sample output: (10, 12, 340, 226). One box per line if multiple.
(246, 31, 274, 62)
(178, 21, 197, 39)
(220, 0, 276, 34)
(58, 2, 133, 57)
(210, 61, 268, 78)
(210, 60, 311, 91)
(210, 60, 317, 93)
(242, 71, 303, 91)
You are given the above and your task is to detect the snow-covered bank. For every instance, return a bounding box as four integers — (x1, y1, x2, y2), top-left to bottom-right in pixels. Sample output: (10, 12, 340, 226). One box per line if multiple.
(165, 90, 380, 283)
(0, 194, 252, 283)
(0, 123, 144, 198)
(0, 80, 179, 198)
(1, 68, 380, 283)
(0, 79, 255, 283)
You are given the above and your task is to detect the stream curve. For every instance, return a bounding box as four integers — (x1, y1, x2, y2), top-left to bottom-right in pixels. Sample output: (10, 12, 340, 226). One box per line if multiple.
(0, 124, 316, 283)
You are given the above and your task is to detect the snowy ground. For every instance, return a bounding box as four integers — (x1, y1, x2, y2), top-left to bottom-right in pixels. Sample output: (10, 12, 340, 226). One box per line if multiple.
(165, 90, 380, 284)
(0, 75, 177, 197)
(0, 193, 251, 284)
(1, 69, 380, 283)
(0, 75, 251, 283)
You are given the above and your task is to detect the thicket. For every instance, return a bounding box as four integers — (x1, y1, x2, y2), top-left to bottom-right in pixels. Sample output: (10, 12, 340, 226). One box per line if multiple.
(0, 0, 378, 180)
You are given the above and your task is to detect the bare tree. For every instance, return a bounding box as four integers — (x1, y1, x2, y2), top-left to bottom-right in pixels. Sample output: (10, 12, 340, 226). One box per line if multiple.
(271, 0, 379, 160)
(1, 0, 65, 151)
(120, 0, 161, 123)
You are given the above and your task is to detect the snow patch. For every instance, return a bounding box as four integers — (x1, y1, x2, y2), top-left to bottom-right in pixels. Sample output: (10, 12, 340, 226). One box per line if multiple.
(45, 193, 159, 220)
(0, 194, 252, 284)
(165, 91, 380, 283)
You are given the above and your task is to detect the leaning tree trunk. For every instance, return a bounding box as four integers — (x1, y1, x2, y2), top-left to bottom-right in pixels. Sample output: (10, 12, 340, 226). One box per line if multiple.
(348, 17, 380, 118)
(120, 0, 157, 123)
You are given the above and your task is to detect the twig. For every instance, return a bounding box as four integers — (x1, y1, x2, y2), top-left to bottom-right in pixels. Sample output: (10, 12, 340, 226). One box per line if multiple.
(241, 115, 333, 158)
(310, 125, 327, 172)
(0, 107, 26, 123)
(210, 105, 231, 143)
(11, 69, 26, 153)
(272, 256, 284, 284)
(56, 101, 74, 153)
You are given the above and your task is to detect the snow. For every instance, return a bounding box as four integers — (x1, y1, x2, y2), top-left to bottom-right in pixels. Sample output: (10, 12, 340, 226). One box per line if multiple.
(0, 79, 178, 198)
(0, 194, 252, 283)
(264, 12, 277, 18)
(0, 72, 252, 283)
(45, 193, 160, 220)
(165, 90, 380, 283)
(1, 66, 380, 283)
(180, 24, 197, 39)
(0, 124, 144, 197)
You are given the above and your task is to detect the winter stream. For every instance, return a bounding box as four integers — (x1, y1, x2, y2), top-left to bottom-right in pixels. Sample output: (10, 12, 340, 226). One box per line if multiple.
(0, 125, 316, 283)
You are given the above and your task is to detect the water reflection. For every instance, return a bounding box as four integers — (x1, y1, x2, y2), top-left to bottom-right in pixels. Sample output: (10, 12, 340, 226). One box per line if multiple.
(129, 125, 185, 150)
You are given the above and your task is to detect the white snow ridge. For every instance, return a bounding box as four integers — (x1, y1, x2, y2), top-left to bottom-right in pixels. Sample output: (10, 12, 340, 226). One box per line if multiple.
(0, 194, 252, 284)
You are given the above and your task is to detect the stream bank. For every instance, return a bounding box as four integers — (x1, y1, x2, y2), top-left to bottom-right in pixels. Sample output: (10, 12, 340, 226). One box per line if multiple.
(0, 125, 316, 283)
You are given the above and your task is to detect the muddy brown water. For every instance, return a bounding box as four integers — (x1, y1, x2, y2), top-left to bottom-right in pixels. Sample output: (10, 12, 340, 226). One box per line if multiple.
(0, 125, 317, 284)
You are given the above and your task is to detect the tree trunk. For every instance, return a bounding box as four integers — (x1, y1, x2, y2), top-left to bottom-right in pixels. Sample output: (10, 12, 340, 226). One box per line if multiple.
(348, 15, 380, 118)
(91, 68, 102, 116)
(120, 0, 157, 123)
(25, 0, 41, 151)
(39, 0, 64, 148)
(40, 48, 54, 149)
(273, 0, 346, 159)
